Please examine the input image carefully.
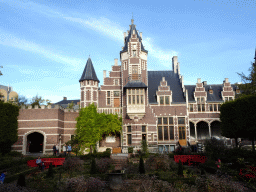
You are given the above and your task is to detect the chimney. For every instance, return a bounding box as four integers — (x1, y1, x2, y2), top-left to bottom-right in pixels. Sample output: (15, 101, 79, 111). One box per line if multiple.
(114, 59, 118, 66)
(197, 78, 201, 83)
(63, 97, 67, 100)
(177, 62, 180, 75)
(140, 32, 142, 39)
(123, 32, 126, 44)
(203, 81, 207, 86)
(103, 70, 106, 78)
(172, 56, 178, 74)
(225, 78, 229, 83)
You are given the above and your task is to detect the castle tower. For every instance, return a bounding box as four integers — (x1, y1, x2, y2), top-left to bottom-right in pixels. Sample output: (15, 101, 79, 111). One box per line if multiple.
(120, 19, 148, 120)
(79, 57, 100, 108)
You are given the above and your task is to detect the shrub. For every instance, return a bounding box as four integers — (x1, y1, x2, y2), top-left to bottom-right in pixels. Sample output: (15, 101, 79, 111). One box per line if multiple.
(123, 162, 139, 174)
(90, 158, 97, 174)
(47, 163, 54, 178)
(145, 154, 170, 172)
(128, 147, 133, 153)
(17, 173, 26, 187)
(86, 177, 105, 192)
(7, 151, 23, 157)
(204, 138, 227, 161)
(63, 176, 86, 192)
(177, 160, 183, 176)
(106, 148, 111, 153)
(141, 140, 149, 158)
(139, 157, 145, 174)
(63, 157, 84, 177)
(96, 158, 112, 173)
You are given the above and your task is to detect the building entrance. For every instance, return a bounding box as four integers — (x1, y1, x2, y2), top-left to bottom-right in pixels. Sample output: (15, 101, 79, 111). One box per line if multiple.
(27, 132, 44, 153)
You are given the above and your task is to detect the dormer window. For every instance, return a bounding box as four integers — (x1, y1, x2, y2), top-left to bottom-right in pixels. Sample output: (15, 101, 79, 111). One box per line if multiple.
(209, 86, 213, 94)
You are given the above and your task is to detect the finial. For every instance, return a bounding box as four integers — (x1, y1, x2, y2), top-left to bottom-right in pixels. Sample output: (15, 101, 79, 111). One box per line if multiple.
(131, 13, 134, 24)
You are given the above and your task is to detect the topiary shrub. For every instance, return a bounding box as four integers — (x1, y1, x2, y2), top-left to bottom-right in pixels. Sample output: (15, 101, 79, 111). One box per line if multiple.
(16, 173, 26, 187)
(178, 160, 183, 177)
(63, 157, 83, 178)
(86, 177, 105, 192)
(47, 163, 54, 178)
(96, 158, 112, 173)
(139, 157, 145, 174)
(145, 154, 170, 172)
(128, 147, 133, 153)
(90, 158, 97, 174)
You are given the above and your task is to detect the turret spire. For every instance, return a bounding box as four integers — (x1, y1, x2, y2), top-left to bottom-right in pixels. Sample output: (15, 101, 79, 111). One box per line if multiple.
(79, 57, 99, 82)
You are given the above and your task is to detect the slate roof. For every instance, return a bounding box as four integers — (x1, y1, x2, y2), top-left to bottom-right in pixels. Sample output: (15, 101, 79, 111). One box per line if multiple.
(55, 99, 80, 105)
(148, 71, 186, 104)
(79, 58, 100, 82)
(185, 84, 241, 102)
(120, 24, 148, 54)
(124, 81, 147, 88)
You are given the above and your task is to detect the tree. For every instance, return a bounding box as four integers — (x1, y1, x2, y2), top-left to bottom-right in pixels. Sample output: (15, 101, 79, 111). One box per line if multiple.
(236, 50, 256, 97)
(0, 65, 3, 76)
(67, 101, 74, 109)
(139, 156, 145, 174)
(30, 94, 51, 108)
(220, 100, 243, 147)
(75, 103, 122, 153)
(0, 101, 19, 154)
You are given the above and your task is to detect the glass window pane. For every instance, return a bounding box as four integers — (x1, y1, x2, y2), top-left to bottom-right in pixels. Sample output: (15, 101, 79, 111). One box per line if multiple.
(128, 134, 132, 144)
(137, 95, 139, 104)
(218, 104, 221, 111)
(178, 117, 185, 124)
(142, 126, 146, 132)
(127, 126, 131, 132)
(209, 104, 213, 112)
(140, 89, 143, 94)
(132, 89, 135, 94)
(198, 104, 201, 112)
(160, 96, 164, 104)
(164, 126, 168, 140)
(229, 97, 233, 101)
(136, 89, 139, 94)
(158, 126, 163, 140)
(169, 126, 174, 140)
(190, 104, 193, 112)
(165, 96, 169, 104)
(201, 97, 204, 103)
(132, 96, 135, 104)
(163, 117, 168, 124)
(197, 98, 200, 103)
(214, 104, 217, 111)
(107, 98, 110, 105)
(141, 95, 144, 104)
(169, 117, 173, 124)
(158, 118, 162, 124)
(107, 91, 110, 97)
(114, 91, 119, 97)
(128, 95, 131, 104)
(202, 104, 205, 112)
(128, 89, 131, 94)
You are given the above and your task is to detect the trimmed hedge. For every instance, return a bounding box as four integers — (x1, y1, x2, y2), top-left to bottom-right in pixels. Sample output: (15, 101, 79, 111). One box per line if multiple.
(5, 168, 38, 183)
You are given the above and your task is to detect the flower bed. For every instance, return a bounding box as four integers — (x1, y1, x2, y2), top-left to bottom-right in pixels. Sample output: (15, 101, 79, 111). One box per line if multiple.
(239, 166, 256, 180)
(174, 155, 207, 165)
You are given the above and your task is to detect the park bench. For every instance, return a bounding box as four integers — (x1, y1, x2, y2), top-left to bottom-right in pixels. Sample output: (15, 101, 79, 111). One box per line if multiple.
(27, 158, 65, 169)
(174, 155, 207, 166)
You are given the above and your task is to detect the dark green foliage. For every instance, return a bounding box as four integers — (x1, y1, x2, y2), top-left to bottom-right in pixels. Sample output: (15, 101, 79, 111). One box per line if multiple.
(177, 160, 183, 176)
(141, 140, 149, 158)
(106, 148, 111, 153)
(47, 163, 54, 178)
(204, 138, 227, 161)
(90, 158, 97, 174)
(16, 173, 26, 187)
(0, 101, 19, 154)
(128, 147, 133, 153)
(139, 157, 145, 174)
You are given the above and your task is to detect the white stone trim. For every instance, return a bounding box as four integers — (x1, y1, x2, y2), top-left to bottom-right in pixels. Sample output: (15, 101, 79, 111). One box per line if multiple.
(23, 130, 47, 155)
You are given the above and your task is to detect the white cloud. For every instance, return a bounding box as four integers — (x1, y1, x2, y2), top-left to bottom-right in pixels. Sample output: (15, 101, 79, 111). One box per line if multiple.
(0, 33, 83, 71)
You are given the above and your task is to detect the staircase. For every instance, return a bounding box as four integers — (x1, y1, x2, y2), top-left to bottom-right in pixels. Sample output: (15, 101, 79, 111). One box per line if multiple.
(111, 153, 128, 171)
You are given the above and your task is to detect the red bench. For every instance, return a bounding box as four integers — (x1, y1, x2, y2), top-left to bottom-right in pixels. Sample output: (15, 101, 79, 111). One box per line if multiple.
(27, 158, 65, 169)
(239, 166, 256, 180)
(174, 155, 207, 165)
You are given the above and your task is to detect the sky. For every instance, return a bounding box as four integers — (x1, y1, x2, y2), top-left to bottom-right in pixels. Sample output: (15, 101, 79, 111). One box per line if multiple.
(0, 0, 256, 103)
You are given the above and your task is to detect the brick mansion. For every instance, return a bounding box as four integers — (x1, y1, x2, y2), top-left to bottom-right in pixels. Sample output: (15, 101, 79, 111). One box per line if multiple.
(13, 19, 243, 155)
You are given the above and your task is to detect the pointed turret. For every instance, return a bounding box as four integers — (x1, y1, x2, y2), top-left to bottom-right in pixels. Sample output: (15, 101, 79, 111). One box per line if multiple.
(120, 19, 147, 54)
(79, 57, 100, 83)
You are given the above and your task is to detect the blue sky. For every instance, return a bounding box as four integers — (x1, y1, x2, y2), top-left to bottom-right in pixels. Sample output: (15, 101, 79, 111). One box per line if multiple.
(1, 0, 255, 103)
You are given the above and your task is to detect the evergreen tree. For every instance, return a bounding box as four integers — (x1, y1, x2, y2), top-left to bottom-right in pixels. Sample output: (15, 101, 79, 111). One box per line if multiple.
(177, 160, 183, 177)
(47, 163, 54, 178)
(139, 157, 145, 174)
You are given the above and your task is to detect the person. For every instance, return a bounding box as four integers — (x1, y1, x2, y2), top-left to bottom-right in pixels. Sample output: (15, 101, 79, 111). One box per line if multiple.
(63, 144, 67, 156)
(36, 156, 42, 170)
(53, 144, 56, 156)
(41, 162, 45, 172)
(56, 144, 59, 156)
(67, 144, 72, 156)
(0, 170, 7, 184)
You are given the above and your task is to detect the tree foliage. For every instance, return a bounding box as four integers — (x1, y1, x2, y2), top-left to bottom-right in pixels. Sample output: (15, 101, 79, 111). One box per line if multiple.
(30, 94, 51, 108)
(220, 95, 256, 151)
(75, 103, 122, 153)
(67, 101, 74, 109)
(0, 101, 19, 154)
(0, 65, 3, 76)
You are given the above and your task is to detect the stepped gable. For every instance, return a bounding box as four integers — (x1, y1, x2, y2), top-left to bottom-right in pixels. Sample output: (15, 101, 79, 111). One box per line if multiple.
(79, 57, 99, 82)
(120, 21, 147, 54)
(148, 71, 185, 104)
